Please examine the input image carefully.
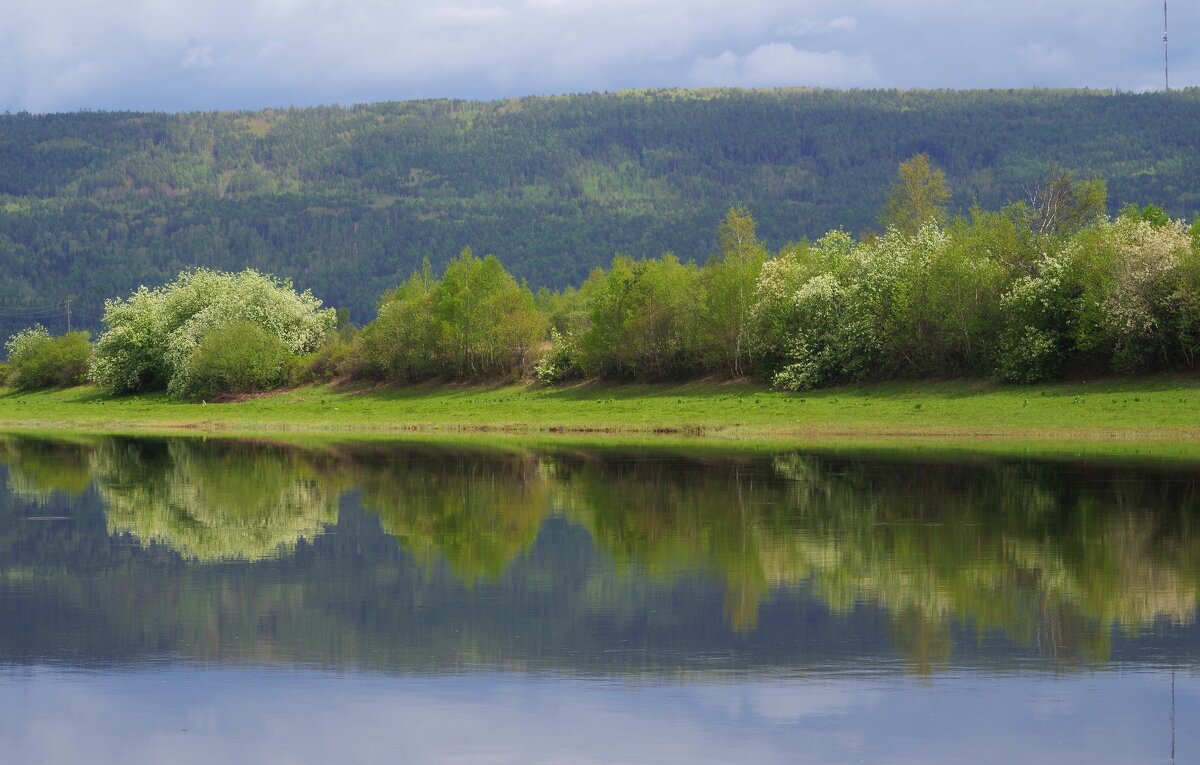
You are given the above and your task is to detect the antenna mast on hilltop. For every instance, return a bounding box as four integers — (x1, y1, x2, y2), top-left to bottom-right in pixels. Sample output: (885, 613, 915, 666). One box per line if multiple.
(1164, 0, 1170, 91)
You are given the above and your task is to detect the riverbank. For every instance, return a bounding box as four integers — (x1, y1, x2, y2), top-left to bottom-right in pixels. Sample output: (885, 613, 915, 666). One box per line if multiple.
(1, 376, 1199, 446)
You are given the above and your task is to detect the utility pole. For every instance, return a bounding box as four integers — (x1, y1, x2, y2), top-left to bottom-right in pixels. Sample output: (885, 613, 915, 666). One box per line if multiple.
(1164, 1, 1170, 92)
(66, 296, 71, 333)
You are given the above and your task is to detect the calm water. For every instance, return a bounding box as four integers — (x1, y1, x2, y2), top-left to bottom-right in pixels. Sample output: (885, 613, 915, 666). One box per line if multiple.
(0, 436, 1196, 763)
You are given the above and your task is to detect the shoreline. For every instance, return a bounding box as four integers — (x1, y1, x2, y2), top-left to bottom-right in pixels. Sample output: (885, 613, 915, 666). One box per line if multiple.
(1, 376, 1199, 461)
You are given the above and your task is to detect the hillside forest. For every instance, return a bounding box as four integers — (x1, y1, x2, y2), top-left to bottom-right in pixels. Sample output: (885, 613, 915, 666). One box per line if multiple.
(1, 87, 1199, 343)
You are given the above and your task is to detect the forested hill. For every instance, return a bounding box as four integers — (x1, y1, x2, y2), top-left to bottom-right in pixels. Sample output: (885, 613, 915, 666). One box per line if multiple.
(1, 87, 1199, 332)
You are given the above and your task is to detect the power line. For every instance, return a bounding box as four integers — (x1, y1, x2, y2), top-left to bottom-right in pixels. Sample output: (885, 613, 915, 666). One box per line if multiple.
(0, 302, 70, 313)
(0, 298, 74, 324)
(0, 311, 70, 319)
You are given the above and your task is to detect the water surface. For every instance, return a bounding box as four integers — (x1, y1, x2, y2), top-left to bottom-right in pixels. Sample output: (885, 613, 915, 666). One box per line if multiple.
(0, 436, 1195, 762)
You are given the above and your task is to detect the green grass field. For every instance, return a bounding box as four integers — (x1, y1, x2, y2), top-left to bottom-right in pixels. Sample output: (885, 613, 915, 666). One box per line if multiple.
(1, 376, 1198, 450)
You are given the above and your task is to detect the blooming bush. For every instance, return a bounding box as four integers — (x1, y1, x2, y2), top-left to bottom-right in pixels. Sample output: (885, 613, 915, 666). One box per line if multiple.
(91, 268, 335, 397)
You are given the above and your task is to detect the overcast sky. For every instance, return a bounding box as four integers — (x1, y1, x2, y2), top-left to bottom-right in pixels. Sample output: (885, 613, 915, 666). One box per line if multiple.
(0, 0, 1194, 113)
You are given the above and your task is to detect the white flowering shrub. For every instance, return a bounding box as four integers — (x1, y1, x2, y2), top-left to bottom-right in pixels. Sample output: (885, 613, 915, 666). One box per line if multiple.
(1097, 218, 1190, 370)
(749, 231, 882, 390)
(91, 268, 335, 397)
(995, 250, 1075, 382)
(534, 329, 580, 384)
(5, 325, 50, 363)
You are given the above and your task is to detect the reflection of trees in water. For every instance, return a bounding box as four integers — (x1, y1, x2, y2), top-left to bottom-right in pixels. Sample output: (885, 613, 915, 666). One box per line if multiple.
(771, 455, 1199, 661)
(0, 437, 95, 505)
(356, 449, 550, 582)
(556, 452, 1200, 665)
(0, 434, 1197, 667)
(555, 455, 782, 632)
(95, 439, 345, 561)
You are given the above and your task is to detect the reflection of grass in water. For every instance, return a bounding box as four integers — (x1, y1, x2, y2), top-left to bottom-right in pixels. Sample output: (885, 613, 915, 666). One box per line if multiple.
(96, 440, 342, 561)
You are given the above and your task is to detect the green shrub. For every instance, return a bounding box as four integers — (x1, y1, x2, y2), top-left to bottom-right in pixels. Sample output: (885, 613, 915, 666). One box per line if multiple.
(184, 322, 292, 399)
(294, 335, 360, 384)
(4, 326, 92, 390)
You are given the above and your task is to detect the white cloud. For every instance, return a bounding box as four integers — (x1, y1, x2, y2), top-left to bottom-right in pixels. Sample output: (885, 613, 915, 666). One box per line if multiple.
(689, 43, 878, 88)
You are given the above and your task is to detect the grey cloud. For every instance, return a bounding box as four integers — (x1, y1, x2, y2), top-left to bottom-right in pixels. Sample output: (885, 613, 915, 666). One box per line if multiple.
(0, 0, 1194, 112)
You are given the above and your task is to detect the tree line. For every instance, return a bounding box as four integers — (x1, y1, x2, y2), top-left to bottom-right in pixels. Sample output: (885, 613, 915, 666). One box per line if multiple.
(4, 156, 1200, 396)
(1, 87, 1199, 346)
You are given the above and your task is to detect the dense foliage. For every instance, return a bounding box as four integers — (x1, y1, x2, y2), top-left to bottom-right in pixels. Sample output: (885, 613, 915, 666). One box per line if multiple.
(185, 321, 293, 399)
(358, 248, 546, 380)
(2, 325, 91, 390)
(2, 88, 1199, 344)
(89, 268, 334, 397)
(349, 169, 1200, 388)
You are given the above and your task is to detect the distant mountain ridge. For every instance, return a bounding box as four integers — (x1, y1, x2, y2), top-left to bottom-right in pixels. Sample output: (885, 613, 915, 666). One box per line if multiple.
(0, 87, 1198, 334)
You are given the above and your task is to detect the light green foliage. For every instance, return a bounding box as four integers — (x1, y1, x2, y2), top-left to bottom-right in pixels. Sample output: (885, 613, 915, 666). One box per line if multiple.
(91, 268, 335, 397)
(185, 321, 292, 399)
(1121, 202, 1171, 228)
(4, 325, 92, 390)
(433, 248, 548, 378)
(359, 249, 547, 381)
(880, 153, 950, 235)
(578, 253, 704, 380)
(880, 221, 1008, 377)
(359, 261, 438, 380)
(698, 207, 768, 375)
(1030, 171, 1107, 235)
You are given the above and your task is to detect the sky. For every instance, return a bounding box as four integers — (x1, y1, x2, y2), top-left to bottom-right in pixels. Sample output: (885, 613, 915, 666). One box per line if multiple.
(0, 0, 1195, 113)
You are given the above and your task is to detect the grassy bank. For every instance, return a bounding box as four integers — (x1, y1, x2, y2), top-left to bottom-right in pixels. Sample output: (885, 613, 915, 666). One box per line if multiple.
(1, 376, 1199, 446)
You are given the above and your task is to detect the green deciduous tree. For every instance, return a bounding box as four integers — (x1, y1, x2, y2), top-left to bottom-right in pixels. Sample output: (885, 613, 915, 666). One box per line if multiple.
(579, 253, 704, 380)
(880, 153, 950, 235)
(699, 206, 768, 376)
(358, 249, 548, 381)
